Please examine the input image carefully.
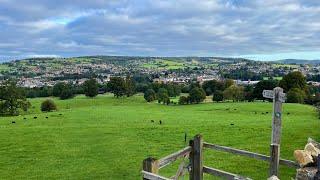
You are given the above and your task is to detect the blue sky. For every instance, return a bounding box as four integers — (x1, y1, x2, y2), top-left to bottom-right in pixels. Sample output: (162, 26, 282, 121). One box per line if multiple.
(0, 0, 320, 61)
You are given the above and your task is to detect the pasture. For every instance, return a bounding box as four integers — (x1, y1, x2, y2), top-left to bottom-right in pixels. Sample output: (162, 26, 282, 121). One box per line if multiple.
(0, 94, 319, 179)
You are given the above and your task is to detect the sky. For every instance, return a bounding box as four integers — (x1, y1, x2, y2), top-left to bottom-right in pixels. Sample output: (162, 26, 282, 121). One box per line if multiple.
(0, 0, 320, 61)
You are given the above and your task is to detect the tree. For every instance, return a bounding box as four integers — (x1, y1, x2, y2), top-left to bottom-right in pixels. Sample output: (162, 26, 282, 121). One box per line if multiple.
(83, 78, 98, 97)
(202, 80, 224, 95)
(59, 84, 74, 100)
(52, 82, 65, 97)
(144, 89, 156, 102)
(179, 96, 189, 105)
(279, 71, 306, 92)
(224, 79, 234, 89)
(244, 85, 254, 102)
(223, 85, 244, 102)
(157, 88, 169, 104)
(125, 76, 136, 97)
(253, 80, 278, 100)
(108, 77, 127, 98)
(0, 80, 30, 116)
(189, 87, 206, 104)
(287, 88, 306, 103)
(41, 99, 57, 112)
(212, 90, 223, 102)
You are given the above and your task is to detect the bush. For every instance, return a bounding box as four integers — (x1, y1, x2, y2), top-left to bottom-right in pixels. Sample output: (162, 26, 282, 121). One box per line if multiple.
(41, 99, 57, 112)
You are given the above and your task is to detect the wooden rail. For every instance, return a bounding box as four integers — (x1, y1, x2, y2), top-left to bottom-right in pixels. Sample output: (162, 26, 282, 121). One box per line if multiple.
(203, 166, 251, 180)
(203, 142, 299, 168)
(158, 146, 192, 169)
(141, 171, 171, 180)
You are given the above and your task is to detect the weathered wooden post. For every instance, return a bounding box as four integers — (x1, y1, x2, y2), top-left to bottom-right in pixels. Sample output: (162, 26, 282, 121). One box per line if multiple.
(142, 157, 159, 180)
(189, 134, 203, 180)
(263, 87, 286, 177)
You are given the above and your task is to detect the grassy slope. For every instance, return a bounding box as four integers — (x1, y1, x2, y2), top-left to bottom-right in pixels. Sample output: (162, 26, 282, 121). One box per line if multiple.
(0, 95, 319, 179)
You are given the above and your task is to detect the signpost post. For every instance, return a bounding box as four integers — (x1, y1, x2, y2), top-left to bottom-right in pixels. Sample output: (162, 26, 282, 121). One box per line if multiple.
(262, 87, 286, 177)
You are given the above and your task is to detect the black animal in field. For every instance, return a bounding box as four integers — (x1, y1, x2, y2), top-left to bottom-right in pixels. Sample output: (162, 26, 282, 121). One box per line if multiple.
(34, 117, 37, 119)
(12, 121, 15, 124)
(159, 120, 162, 125)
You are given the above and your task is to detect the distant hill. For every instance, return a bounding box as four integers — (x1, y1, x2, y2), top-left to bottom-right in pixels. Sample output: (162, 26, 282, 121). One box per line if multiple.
(276, 59, 320, 65)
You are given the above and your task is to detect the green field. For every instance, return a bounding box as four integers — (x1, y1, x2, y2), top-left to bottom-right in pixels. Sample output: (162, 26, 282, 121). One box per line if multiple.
(0, 95, 319, 179)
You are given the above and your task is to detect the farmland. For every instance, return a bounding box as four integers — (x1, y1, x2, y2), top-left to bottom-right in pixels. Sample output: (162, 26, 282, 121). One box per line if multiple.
(0, 94, 319, 179)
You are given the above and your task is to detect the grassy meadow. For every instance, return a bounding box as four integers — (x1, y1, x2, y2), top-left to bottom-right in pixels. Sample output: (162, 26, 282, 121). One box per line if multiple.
(0, 94, 319, 179)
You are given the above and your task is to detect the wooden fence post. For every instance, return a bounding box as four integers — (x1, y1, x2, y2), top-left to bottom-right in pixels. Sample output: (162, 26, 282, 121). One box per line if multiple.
(143, 157, 159, 180)
(269, 144, 280, 176)
(189, 134, 203, 180)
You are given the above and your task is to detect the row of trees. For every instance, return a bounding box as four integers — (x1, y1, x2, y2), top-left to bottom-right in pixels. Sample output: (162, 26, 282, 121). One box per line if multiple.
(143, 71, 311, 105)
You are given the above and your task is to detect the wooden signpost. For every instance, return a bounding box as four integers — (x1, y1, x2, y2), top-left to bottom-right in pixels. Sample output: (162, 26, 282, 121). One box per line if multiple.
(263, 87, 286, 177)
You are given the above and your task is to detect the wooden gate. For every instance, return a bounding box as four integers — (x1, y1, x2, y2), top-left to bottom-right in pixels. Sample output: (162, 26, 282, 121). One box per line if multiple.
(141, 134, 299, 180)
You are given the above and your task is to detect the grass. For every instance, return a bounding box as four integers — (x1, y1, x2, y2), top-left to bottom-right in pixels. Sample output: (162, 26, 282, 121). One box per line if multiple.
(143, 59, 192, 70)
(0, 64, 10, 72)
(0, 94, 319, 179)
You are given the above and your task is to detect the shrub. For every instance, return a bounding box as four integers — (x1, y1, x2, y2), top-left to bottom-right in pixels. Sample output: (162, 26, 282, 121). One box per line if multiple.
(41, 99, 57, 112)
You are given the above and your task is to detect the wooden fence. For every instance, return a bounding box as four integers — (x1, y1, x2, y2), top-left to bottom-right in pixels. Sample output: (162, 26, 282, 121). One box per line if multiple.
(142, 134, 299, 180)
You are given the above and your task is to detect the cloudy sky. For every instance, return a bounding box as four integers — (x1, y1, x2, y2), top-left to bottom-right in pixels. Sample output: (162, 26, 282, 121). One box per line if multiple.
(0, 0, 320, 61)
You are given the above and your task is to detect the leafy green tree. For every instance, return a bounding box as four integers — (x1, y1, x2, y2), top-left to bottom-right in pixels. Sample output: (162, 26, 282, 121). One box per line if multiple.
(279, 71, 306, 92)
(144, 89, 156, 102)
(224, 79, 234, 89)
(244, 85, 254, 102)
(108, 77, 127, 98)
(52, 82, 65, 97)
(212, 90, 223, 102)
(179, 96, 189, 105)
(157, 88, 169, 104)
(189, 87, 206, 104)
(0, 80, 30, 116)
(41, 99, 57, 112)
(59, 84, 74, 100)
(83, 78, 98, 97)
(253, 80, 278, 100)
(202, 80, 224, 95)
(223, 85, 244, 102)
(287, 88, 306, 103)
(125, 76, 136, 97)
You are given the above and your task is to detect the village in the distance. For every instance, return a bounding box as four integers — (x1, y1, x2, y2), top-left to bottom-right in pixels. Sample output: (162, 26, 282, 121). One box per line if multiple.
(1, 56, 320, 89)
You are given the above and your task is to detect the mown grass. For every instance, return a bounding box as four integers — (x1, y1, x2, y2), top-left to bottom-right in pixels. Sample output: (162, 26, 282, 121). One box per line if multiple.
(0, 95, 319, 179)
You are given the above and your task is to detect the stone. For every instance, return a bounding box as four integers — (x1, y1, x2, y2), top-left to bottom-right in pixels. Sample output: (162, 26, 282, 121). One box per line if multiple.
(305, 143, 320, 159)
(267, 175, 279, 180)
(294, 150, 314, 167)
(308, 138, 320, 150)
(295, 167, 317, 180)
